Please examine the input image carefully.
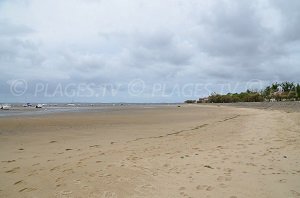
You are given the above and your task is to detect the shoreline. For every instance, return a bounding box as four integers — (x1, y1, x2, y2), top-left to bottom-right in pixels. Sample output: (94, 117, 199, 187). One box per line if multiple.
(1, 101, 300, 118)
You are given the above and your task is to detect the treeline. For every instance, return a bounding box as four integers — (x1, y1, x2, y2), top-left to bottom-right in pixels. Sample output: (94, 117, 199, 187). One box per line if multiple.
(262, 82, 300, 101)
(185, 82, 300, 103)
(207, 82, 300, 103)
(208, 91, 264, 103)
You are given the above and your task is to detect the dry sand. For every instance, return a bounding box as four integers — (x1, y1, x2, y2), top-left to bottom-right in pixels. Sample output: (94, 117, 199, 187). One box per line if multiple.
(0, 104, 300, 198)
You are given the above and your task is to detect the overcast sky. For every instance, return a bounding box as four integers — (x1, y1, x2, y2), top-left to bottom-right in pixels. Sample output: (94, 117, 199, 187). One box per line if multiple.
(0, 0, 299, 103)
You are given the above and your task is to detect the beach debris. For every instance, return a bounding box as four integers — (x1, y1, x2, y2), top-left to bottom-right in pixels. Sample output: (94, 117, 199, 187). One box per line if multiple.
(49, 141, 57, 143)
(283, 155, 287, 158)
(65, 148, 73, 151)
(204, 165, 213, 169)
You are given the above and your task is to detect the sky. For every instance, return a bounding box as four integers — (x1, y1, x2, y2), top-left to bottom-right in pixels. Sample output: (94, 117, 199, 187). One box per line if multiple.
(0, 0, 300, 103)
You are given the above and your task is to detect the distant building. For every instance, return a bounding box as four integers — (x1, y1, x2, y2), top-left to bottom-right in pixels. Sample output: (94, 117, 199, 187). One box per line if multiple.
(273, 86, 284, 96)
(197, 97, 209, 103)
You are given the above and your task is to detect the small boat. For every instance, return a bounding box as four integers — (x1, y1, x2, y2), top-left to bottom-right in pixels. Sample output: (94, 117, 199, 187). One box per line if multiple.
(1, 104, 11, 110)
(67, 103, 75, 106)
(35, 104, 43, 108)
(23, 103, 32, 107)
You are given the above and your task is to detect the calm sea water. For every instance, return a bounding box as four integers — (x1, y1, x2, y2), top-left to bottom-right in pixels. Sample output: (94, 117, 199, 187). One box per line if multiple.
(0, 103, 181, 117)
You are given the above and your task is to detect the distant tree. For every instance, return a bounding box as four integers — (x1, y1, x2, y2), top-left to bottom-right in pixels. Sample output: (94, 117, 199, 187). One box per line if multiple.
(281, 81, 295, 92)
(288, 91, 296, 100)
(249, 93, 264, 102)
(296, 84, 300, 100)
(271, 82, 280, 91)
(184, 100, 196, 104)
(263, 86, 271, 98)
(203, 82, 299, 103)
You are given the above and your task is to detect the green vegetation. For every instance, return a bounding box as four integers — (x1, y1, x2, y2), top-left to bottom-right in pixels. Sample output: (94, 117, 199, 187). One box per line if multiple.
(194, 82, 300, 103)
(208, 91, 264, 103)
(184, 100, 197, 104)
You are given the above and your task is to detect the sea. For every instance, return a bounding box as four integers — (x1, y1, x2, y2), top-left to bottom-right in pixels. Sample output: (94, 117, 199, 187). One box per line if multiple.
(0, 103, 182, 117)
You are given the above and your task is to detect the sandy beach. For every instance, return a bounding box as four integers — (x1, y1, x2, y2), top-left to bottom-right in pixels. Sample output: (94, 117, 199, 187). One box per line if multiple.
(0, 104, 300, 198)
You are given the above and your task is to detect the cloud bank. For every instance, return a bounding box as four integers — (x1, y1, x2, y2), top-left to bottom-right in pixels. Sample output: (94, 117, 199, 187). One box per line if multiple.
(0, 0, 299, 102)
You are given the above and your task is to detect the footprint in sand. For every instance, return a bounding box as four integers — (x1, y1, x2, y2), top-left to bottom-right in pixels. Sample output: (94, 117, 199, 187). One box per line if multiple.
(73, 179, 81, 184)
(291, 190, 300, 196)
(65, 148, 73, 151)
(224, 168, 234, 173)
(140, 184, 154, 190)
(218, 183, 227, 188)
(217, 176, 232, 182)
(1, 160, 16, 163)
(278, 177, 287, 183)
(179, 191, 188, 196)
(19, 187, 36, 192)
(89, 145, 100, 148)
(28, 171, 38, 177)
(50, 166, 60, 171)
(163, 163, 170, 168)
(14, 180, 24, 185)
(178, 187, 189, 196)
(206, 186, 214, 191)
(62, 168, 73, 173)
(179, 187, 186, 191)
(5, 167, 20, 173)
(102, 191, 117, 198)
(60, 191, 73, 196)
(55, 178, 66, 188)
(196, 185, 214, 191)
(204, 165, 214, 169)
(246, 162, 257, 167)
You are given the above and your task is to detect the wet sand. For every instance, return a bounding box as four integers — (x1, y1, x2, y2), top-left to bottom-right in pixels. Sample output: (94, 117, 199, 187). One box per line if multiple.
(0, 104, 300, 197)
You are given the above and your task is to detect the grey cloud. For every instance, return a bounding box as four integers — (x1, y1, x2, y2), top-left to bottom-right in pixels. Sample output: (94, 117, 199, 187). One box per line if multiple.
(0, 20, 34, 36)
(0, 0, 299, 102)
